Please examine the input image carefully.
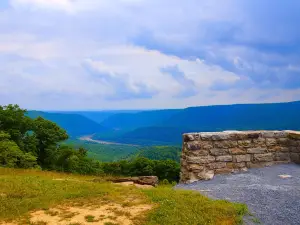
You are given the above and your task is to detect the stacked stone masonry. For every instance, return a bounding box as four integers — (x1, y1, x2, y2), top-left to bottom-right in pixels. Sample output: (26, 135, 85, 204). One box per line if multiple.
(180, 130, 300, 183)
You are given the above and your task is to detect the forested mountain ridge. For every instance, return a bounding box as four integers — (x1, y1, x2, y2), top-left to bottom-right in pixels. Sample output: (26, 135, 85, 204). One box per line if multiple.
(100, 109, 181, 131)
(96, 101, 300, 145)
(26, 101, 300, 145)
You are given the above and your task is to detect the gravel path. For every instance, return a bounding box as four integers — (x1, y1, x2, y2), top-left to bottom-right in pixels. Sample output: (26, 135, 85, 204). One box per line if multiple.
(176, 164, 300, 225)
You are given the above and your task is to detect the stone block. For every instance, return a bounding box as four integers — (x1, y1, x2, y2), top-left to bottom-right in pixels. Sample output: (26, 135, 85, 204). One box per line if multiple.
(253, 153, 274, 162)
(187, 172, 199, 183)
(229, 148, 247, 155)
(247, 132, 260, 139)
(287, 131, 300, 140)
(277, 138, 290, 146)
(234, 162, 246, 168)
(187, 141, 202, 150)
(187, 156, 215, 164)
(186, 141, 214, 151)
(290, 147, 300, 153)
(230, 132, 249, 140)
(214, 140, 238, 148)
(266, 138, 277, 146)
(201, 141, 214, 149)
(234, 154, 251, 163)
(287, 139, 299, 147)
(247, 147, 267, 154)
(274, 153, 290, 161)
(216, 155, 233, 162)
(184, 134, 195, 142)
(215, 168, 234, 174)
(187, 164, 204, 171)
(226, 162, 246, 169)
(189, 150, 209, 157)
(261, 131, 278, 138)
(209, 148, 228, 156)
(274, 131, 288, 138)
(200, 133, 213, 141)
(290, 153, 300, 163)
(252, 138, 266, 146)
(267, 146, 289, 152)
(197, 170, 214, 180)
(211, 133, 230, 141)
(207, 162, 226, 170)
(237, 140, 252, 147)
(247, 162, 274, 168)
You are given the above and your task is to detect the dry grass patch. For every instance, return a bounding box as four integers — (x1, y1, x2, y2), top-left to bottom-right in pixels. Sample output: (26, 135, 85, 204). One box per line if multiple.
(1, 201, 152, 225)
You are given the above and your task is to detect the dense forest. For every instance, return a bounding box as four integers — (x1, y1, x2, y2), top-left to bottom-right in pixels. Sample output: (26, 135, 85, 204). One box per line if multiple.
(0, 105, 180, 182)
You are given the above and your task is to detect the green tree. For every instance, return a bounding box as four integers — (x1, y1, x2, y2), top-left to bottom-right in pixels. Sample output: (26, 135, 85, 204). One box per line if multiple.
(0, 104, 33, 151)
(0, 131, 38, 168)
(33, 117, 68, 166)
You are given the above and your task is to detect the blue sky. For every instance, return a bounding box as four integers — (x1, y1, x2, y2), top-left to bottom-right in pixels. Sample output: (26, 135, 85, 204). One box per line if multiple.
(0, 0, 299, 110)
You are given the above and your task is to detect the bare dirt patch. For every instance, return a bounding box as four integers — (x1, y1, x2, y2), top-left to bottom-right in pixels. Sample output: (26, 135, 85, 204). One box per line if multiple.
(2, 201, 152, 225)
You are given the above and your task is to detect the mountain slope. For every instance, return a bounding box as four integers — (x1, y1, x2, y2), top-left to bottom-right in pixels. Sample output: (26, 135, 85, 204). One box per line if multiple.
(97, 101, 300, 145)
(162, 101, 300, 131)
(100, 109, 181, 130)
(27, 111, 109, 137)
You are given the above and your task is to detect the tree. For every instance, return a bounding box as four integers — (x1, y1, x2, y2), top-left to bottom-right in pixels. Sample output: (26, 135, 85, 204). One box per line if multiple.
(0, 131, 38, 168)
(33, 117, 68, 166)
(0, 104, 33, 151)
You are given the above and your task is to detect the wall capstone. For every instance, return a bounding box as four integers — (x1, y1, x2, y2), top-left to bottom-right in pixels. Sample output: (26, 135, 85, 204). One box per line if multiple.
(180, 130, 300, 183)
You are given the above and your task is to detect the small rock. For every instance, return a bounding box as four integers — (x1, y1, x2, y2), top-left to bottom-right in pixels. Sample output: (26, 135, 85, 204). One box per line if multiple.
(278, 174, 292, 179)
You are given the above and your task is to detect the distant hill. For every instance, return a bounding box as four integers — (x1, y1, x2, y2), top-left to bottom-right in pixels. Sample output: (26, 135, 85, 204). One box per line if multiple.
(162, 101, 300, 131)
(27, 111, 110, 138)
(49, 110, 142, 124)
(27, 101, 300, 145)
(95, 101, 300, 145)
(100, 109, 181, 130)
(115, 126, 190, 145)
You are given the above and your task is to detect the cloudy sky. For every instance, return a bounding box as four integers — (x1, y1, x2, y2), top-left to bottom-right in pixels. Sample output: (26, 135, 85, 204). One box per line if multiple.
(0, 0, 300, 110)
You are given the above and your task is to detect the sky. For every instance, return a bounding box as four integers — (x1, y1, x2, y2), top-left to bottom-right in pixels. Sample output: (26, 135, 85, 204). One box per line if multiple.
(0, 0, 300, 110)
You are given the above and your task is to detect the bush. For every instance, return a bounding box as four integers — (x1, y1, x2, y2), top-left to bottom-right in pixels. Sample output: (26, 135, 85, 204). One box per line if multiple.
(101, 157, 180, 182)
(0, 131, 38, 168)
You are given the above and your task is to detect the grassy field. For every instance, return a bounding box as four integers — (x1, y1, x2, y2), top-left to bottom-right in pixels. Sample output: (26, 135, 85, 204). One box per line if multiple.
(0, 168, 247, 225)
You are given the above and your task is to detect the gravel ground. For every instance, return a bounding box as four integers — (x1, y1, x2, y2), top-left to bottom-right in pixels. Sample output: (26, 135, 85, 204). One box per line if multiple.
(176, 164, 300, 225)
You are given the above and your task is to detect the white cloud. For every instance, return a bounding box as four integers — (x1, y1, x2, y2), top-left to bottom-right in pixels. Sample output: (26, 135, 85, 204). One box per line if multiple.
(1, 0, 300, 109)
(10, 0, 74, 12)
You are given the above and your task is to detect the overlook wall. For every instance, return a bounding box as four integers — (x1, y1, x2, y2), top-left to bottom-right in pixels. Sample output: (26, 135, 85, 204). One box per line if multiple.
(180, 130, 300, 183)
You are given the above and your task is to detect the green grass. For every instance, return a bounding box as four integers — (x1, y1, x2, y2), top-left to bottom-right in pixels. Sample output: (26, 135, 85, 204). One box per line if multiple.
(0, 167, 147, 221)
(0, 168, 247, 225)
(84, 215, 96, 222)
(143, 186, 247, 225)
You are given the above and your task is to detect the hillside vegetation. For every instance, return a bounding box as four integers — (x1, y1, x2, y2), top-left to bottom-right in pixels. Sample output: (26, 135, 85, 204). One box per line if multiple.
(96, 101, 300, 145)
(0, 168, 247, 225)
(27, 101, 300, 146)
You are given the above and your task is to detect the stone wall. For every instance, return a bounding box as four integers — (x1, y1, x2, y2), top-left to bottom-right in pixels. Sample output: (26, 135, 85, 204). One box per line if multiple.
(180, 130, 300, 183)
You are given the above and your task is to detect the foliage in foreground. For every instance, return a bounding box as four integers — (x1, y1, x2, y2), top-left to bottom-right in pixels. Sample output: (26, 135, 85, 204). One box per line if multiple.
(0, 168, 247, 225)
